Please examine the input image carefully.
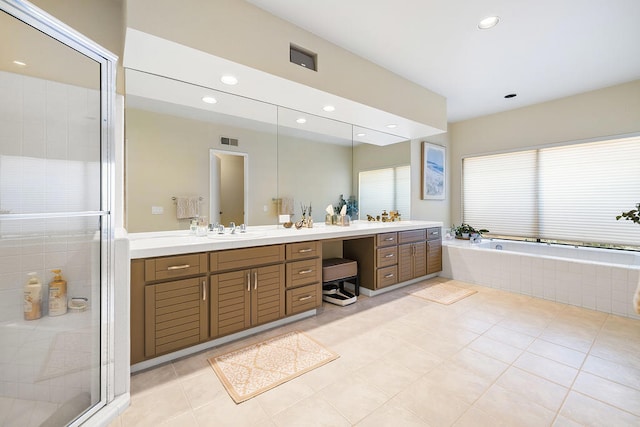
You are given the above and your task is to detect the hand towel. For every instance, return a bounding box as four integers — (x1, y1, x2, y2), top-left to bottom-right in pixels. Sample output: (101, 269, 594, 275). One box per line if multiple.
(176, 197, 200, 219)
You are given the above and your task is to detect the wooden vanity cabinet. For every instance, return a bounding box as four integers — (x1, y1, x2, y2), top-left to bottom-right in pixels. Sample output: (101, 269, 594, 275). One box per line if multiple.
(398, 229, 427, 282)
(130, 253, 209, 364)
(285, 241, 322, 315)
(426, 227, 442, 274)
(343, 233, 399, 290)
(209, 245, 285, 338)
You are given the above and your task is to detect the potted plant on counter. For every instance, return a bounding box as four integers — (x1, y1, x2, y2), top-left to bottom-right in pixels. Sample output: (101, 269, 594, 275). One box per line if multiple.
(452, 223, 489, 240)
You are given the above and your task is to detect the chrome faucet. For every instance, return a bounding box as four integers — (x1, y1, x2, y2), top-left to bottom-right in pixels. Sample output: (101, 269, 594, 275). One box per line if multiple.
(239, 223, 247, 233)
(229, 222, 236, 234)
(217, 224, 225, 234)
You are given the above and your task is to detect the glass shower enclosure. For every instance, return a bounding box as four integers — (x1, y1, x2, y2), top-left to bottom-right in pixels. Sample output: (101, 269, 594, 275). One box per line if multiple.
(0, 0, 116, 425)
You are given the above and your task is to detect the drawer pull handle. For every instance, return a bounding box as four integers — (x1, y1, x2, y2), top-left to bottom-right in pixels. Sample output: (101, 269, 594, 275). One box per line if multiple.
(167, 264, 190, 271)
(254, 271, 258, 290)
(202, 280, 206, 301)
(298, 295, 312, 301)
(247, 273, 251, 292)
(384, 273, 395, 278)
(298, 269, 313, 275)
(384, 237, 394, 241)
(298, 248, 313, 253)
(384, 254, 395, 258)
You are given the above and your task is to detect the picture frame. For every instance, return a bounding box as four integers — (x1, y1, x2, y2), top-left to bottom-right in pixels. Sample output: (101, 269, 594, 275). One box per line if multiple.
(421, 142, 445, 200)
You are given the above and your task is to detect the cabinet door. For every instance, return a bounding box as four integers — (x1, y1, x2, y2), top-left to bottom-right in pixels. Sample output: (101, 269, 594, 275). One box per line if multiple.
(427, 239, 442, 274)
(211, 269, 251, 337)
(414, 241, 427, 278)
(144, 277, 208, 358)
(251, 264, 285, 326)
(398, 243, 414, 283)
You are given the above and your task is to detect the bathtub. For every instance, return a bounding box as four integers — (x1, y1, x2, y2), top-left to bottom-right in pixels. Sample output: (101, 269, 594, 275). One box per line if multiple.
(442, 238, 640, 319)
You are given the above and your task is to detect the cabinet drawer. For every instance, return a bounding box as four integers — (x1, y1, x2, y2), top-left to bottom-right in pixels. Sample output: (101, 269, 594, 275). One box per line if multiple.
(286, 241, 321, 260)
(211, 245, 284, 271)
(286, 258, 322, 288)
(286, 283, 321, 315)
(376, 232, 397, 247)
(145, 253, 208, 282)
(376, 265, 398, 289)
(398, 229, 426, 244)
(427, 227, 442, 241)
(376, 246, 398, 268)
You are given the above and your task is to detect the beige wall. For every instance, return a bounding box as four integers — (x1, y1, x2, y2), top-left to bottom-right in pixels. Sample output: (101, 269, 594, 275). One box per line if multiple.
(125, 0, 446, 131)
(30, 0, 125, 93)
(449, 79, 640, 224)
(126, 109, 278, 231)
(411, 132, 451, 225)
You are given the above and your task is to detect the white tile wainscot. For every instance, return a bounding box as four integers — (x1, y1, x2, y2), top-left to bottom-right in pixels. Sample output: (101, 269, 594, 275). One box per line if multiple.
(442, 238, 640, 319)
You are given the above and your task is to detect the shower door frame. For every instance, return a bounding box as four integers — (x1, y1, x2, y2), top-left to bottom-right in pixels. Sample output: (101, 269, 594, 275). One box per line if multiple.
(0, 0, 117, 424)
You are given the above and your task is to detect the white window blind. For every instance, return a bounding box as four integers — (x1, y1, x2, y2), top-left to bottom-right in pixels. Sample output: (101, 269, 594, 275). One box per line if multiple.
(463, 150, 538, 238)
(359, 165, 410, 219)
(463, 135, 640, 248)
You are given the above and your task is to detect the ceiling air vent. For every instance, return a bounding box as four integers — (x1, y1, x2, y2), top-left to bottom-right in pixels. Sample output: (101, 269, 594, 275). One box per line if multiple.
(290, 44, 317, 71)
(220, 136, 238, 147)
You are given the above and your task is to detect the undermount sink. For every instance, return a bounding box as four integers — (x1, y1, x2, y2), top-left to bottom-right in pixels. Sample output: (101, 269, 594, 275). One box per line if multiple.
(207, 231, 265, 239)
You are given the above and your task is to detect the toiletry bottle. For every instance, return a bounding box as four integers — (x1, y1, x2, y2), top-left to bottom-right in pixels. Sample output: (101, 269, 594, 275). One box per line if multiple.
(24, 272, 43, 320)
(49, 269, 68, 316)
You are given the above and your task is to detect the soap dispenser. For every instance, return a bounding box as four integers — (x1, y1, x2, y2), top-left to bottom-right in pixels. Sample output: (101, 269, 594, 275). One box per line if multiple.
(49, 269, 68, 316)
(23, 272, 43, 320)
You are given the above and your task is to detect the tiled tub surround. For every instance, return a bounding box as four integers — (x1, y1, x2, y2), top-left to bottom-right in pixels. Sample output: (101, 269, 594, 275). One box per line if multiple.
(442, 239, 640, 319)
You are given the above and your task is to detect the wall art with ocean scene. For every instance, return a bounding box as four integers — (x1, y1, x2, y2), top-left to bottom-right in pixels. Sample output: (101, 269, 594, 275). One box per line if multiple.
(422, 142, 445, 200)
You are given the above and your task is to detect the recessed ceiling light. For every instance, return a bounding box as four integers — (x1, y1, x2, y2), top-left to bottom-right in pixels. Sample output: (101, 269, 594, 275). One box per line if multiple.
(323, 105, 335, 112)
(296, 118, 307, 124)
(478, 16, 500, 30)
(386, 124, 397, 129)
(202, 96, 217, 104)
(356, 133, 366, 137)
(220, 75, 238, 85)
(12, 60, 27, 66)
(504, 93, 517, 99)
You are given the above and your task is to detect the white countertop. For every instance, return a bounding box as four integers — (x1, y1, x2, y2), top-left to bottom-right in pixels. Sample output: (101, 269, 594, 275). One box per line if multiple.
(128, 220, 443, 258)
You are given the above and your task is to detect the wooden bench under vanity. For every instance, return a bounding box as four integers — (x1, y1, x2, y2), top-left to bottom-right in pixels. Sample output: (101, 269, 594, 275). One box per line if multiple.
(129, 221, 442, 369)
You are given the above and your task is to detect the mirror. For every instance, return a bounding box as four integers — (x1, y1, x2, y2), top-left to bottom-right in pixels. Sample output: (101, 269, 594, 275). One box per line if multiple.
(125, 69, 278, 231)
(124, 69, 413, 231)
(276, 106, 353, 224)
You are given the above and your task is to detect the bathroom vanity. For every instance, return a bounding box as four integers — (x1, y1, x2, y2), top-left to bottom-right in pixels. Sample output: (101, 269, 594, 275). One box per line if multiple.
(129, 221, 442, 368)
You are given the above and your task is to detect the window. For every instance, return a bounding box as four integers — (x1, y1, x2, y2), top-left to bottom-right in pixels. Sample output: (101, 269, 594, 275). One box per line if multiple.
(463, 135, 640, 249)
(359, 165, 410, 219)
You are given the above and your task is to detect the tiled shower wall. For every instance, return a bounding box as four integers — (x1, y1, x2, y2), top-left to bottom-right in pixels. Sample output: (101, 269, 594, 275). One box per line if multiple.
(0, 70, 101, 406)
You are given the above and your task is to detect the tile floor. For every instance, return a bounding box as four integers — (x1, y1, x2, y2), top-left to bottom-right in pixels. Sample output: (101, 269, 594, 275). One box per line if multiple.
(109, 277, 640, 427)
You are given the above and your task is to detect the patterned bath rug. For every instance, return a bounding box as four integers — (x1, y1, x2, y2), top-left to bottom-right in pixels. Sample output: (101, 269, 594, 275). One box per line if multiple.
(408, 281, 477, 305)
(208, 330, 339, 403)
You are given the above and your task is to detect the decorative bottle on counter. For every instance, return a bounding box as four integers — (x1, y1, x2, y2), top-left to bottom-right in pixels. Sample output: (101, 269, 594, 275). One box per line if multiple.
(24, 272, 43, 320)
(49, 269, 68, 316)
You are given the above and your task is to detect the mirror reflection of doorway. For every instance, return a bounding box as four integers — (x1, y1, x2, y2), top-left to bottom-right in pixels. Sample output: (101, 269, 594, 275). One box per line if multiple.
(210, 150, 247, 226)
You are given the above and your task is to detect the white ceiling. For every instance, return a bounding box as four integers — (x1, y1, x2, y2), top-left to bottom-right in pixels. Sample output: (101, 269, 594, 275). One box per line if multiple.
(246, 0, 640, 123)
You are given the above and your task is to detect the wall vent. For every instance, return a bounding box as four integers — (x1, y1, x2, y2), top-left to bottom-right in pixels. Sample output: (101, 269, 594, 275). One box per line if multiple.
(290, 44, 317, 71)
(220, 136, 239, 147)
